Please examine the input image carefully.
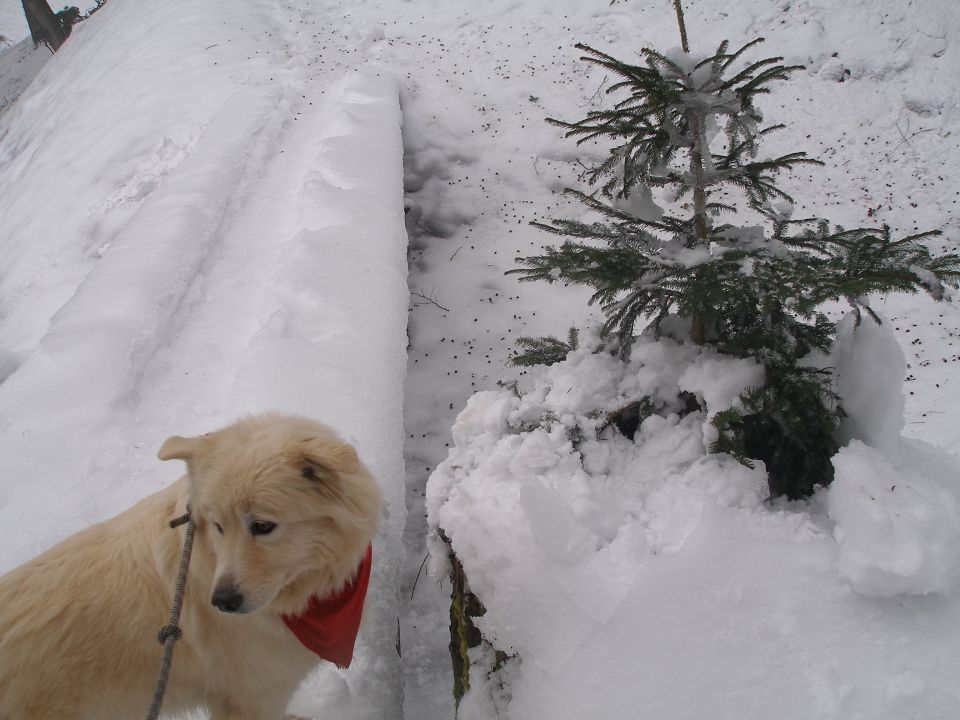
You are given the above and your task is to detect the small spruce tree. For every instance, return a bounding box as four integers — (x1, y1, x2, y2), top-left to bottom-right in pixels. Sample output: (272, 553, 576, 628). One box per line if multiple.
(510, 21, 960, 499)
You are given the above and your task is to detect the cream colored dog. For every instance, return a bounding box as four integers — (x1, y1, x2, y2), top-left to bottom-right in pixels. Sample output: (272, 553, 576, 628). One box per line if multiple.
(0, 413, 381, 720)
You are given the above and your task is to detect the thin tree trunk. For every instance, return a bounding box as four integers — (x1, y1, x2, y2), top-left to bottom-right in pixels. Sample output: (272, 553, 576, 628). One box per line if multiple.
(688, 109, 710, 345)
(21, 0, 68, 52)
(688, 112, 710, 243)
(673, 0, 690, 53)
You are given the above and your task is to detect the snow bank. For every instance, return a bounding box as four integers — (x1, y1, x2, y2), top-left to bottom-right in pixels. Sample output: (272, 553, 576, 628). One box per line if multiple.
(833, 312, 906, 457)
(429, 331, 960, 719)
(828, 312, 960, 598)
(829, 439, 960, 597)
(0, 1, 407, 716)
(427, 337, 772, 674)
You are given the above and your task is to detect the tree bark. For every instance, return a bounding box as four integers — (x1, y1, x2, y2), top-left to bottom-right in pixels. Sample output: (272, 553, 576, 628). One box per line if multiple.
(673, 0, 690, 53)
(21, 0, 69, 52)
(688, 109, 710, 345)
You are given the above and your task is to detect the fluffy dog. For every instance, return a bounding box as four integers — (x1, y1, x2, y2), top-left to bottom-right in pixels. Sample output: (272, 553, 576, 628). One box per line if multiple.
(0, 413, 381, 719)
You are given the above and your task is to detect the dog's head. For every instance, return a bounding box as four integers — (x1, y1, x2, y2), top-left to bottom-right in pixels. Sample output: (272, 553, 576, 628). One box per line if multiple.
(158, 413, 380, 615)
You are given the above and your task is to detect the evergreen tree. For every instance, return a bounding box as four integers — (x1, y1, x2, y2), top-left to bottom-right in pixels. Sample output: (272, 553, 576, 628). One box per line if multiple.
(510, 33, 960, 499)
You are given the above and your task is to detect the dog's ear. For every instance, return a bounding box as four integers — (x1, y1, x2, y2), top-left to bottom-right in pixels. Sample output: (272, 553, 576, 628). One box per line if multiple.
(158, 434, 212, 462)
(299, 437, 361, 479)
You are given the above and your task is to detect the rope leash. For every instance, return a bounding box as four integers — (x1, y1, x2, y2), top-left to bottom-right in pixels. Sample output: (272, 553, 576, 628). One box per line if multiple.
(145, 510, 195, 720)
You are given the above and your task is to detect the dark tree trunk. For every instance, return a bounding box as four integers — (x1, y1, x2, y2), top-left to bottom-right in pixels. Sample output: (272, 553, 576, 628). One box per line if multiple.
(21, 0, 70, 52)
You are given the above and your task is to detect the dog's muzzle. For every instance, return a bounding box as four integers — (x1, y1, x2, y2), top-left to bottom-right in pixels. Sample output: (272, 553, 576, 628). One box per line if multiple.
(211, 586, 245, 613)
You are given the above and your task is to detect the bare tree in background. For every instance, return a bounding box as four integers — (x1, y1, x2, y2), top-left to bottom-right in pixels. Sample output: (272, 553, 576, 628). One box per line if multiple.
(20, 0, 72, 52)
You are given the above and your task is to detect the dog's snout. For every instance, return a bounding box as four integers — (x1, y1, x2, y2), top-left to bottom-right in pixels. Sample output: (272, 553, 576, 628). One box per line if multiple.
(211, 586, 244, 613)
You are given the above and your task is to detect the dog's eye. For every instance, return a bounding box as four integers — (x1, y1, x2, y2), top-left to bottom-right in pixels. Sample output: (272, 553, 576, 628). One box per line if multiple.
(250, 520, 277, 537)
(214, 522, 223, 534)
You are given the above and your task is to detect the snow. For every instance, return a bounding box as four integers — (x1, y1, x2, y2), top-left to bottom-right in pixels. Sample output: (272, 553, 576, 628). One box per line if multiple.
(834, 311, 906, 457)
(827, 312, 960, 598)
(829, 439, 960, 598)
(0, 0, 27, 46)
(677, 348, 765, 446)
(3, 0, 960, 718)
(430, 333, 960, 719)
(0, 38, 48, 116)
(426, 338, 773, 669)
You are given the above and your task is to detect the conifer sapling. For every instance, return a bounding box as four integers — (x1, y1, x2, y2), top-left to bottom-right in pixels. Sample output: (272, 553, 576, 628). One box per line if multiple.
(510, 24, 960, 499)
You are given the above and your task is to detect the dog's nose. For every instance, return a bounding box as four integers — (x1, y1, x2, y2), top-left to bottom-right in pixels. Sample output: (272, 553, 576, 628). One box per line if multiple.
(211, 587, 244, 613)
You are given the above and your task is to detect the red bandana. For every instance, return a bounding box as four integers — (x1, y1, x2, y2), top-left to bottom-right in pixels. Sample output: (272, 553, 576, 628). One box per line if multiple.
(282, 545, 372, 669)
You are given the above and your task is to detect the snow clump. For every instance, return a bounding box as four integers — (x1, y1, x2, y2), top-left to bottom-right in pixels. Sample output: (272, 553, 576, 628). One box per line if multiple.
(828, 311, 960, 597)
(426, 334, 774, 675)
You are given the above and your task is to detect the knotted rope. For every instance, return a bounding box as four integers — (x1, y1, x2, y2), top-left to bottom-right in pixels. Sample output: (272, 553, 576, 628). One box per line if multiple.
(145, 510, 195, 720)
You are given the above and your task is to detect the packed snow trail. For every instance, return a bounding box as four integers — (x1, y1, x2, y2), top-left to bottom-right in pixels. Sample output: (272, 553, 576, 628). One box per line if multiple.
(0, 1, 406, 717)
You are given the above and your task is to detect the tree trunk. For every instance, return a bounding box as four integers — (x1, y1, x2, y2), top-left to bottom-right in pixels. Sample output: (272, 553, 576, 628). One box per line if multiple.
(672, 0, 690, 53)
(688, 109, 711, 345)
(690, 314, 706, 345)
(21, 0, 69, 52)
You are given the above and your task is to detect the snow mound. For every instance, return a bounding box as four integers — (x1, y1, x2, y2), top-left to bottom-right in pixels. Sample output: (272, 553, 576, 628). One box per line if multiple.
(827, 312, 960, 597)
(427, 337, 788, 677)
(834, 312, 906, 458)
(829, 439, 960, 597)
(429, 328, 960, 719)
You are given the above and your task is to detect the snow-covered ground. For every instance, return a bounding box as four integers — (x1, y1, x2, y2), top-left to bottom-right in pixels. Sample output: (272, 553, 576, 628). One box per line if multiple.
(0, 38, 47, 116)
(0, 0, 27, 46)
(429, 320, 960, 720)
(406, 0, 960, 718)
(2, 0, 960, 718)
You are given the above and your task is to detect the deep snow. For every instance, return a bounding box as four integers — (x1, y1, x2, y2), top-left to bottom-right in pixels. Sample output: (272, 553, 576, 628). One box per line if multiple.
(2, 0, 960, 718)
(429, 323, 960, 720)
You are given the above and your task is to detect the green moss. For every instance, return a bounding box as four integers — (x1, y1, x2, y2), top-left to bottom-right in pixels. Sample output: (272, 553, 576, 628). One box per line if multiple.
(445, 534, 485, 708)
